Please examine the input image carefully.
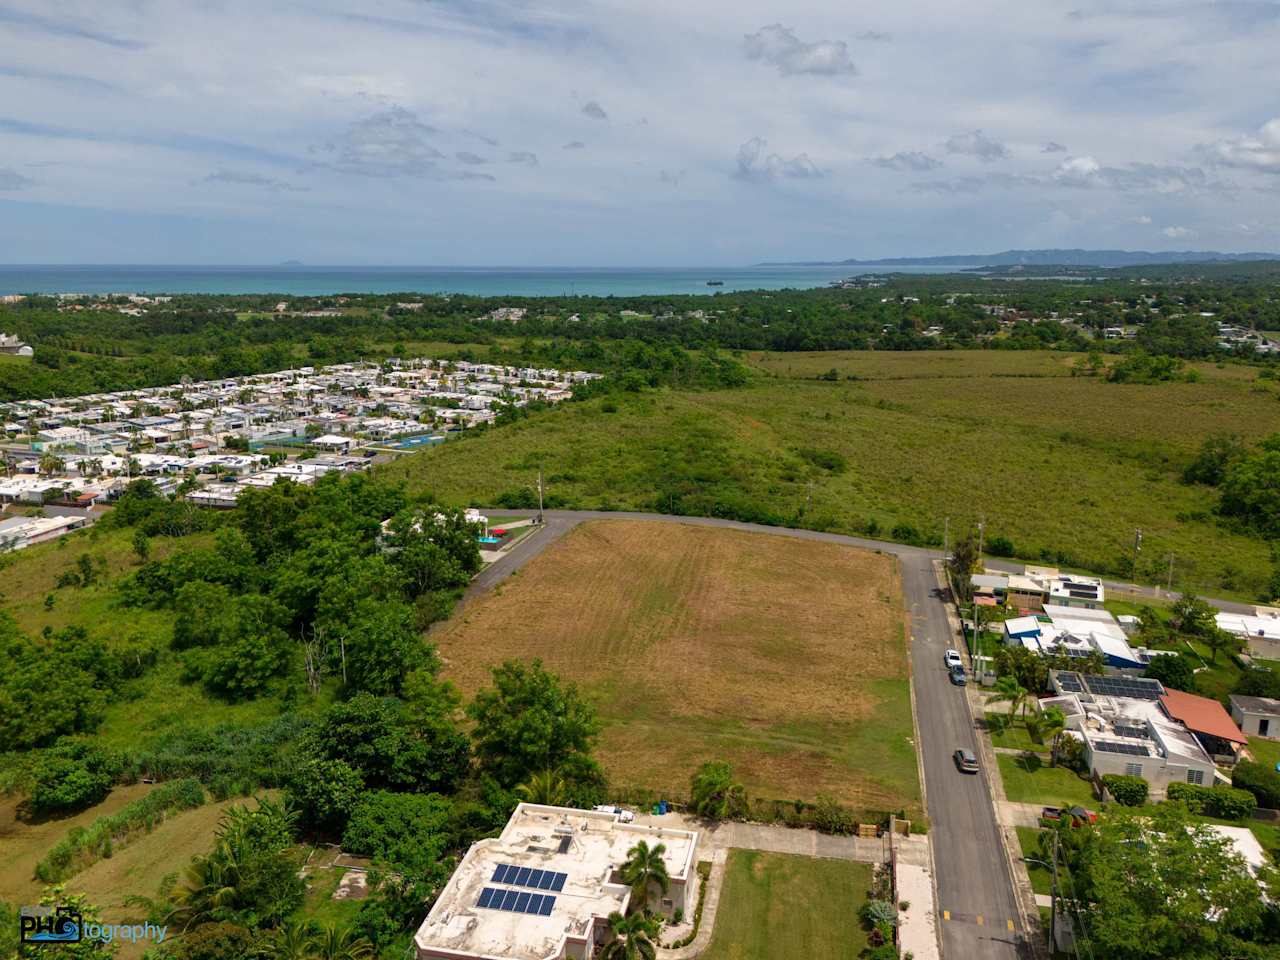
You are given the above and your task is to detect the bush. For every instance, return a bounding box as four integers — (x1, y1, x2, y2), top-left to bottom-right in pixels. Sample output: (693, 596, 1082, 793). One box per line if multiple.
(1102, 774, 1148, 806)
(1167, 782, 1258, 820)
(1234, 760, 1280, 810)
(285, 758, 364, 836)
(29, 741, 122, 815)
(36, 777, 205, 882)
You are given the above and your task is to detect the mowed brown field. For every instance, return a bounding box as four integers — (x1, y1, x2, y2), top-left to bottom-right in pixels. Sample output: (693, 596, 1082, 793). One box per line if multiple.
(435, 520, 919, 814)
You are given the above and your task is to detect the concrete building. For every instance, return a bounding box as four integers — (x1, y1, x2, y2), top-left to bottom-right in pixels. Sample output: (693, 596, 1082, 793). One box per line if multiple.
(1003, 605, 1155, 669)
(1230, 695, 1280, 740)
(0, 332, 33, 356)
(415, 804, 699, 960)
(0, 514, 89, 551)
(1216, 608, 1280, 660)
(1045, 671, 1223, 797)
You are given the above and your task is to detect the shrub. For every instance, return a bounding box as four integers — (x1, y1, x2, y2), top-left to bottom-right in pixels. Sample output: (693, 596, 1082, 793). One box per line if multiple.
(36, 777, 205, 882)
(986, 535, 1016, 558)
(1102, 774, 1148, 806)
(1234, 760, 1280, 810)
(860, 899, 899, 927)
(29, 741, 122, 815)
(811, 794, 856, 835)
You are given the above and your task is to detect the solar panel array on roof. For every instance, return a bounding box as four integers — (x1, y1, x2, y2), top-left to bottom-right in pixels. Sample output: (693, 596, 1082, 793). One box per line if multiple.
(490, 864, 567, 892)
(477, 887, 556, 916)
(1056, 672, 1086, 693)
(1082, 675, 1163, 700)
(1095, 740, 1149, 757)
(1113, 724, 1150, 740)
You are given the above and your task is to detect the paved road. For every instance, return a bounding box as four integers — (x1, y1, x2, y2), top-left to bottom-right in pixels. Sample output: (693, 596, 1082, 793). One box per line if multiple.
(465, 509, 1031, 958)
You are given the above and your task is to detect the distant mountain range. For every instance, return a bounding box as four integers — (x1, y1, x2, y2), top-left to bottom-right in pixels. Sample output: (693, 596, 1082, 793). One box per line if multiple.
(760, 249, 1280, 268)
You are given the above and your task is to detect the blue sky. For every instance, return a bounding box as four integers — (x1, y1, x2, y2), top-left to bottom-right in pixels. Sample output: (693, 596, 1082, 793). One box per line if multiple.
(1, 0, 1278, 265)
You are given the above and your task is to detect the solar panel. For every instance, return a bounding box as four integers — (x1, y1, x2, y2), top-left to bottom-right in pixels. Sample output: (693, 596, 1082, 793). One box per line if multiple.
(515, 892, 531, 913)
(550, 873, 567, 892)
(1113, 724, 1149, 740)
(527, 894, 544, 914)
(477, 887, 558, 916)
(1056, 672, 1085, 693)
(515, 867, 532, 887)
(501, 890, 519, 910)
(1083, 675, 1163, 701)
(528, 869, 544, 888)
(492, 864, 510, 884)
(478, 888, 496, 909)
(538, 896, 556, 916)
(537, 871, 555, 890)
(1095, 740, 1149, 756)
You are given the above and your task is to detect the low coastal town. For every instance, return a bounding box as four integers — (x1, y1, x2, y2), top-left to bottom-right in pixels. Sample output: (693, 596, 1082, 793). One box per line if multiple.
(0, 357, 600, 550)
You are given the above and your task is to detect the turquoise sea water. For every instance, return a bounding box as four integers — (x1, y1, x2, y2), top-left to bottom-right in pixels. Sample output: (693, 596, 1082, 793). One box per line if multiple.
(0, 264, 961, 297)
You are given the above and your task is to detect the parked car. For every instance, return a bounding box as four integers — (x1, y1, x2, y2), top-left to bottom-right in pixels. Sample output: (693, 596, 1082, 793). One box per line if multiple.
(1041, 805, 1097, 826)
(949, 665, 967, 686)
(943, 649, 963, 669)
(953, 748, 979, 773)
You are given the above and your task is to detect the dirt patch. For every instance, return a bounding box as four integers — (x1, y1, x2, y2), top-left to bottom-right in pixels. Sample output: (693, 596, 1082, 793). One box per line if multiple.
(435, 520, 915, 810)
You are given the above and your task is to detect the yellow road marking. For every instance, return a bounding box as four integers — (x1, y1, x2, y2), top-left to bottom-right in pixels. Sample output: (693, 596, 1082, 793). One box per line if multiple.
(976, 915, 984, 926)
(943, 910, 950, 921)
(1007, 920, 1015, 931)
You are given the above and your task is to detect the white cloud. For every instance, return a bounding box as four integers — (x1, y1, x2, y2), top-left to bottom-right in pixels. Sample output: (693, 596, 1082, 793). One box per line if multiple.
(944, 130, 1011, 162)
(734, 137, 823, 181)
(201, 169, 307, 192)
(1202, 118, 1280, 173)
(869, 151, 942, 172)
(743, 24, 857, 77)
(1163, 225, 1193, 238)
(1134, 215, 1153, 224)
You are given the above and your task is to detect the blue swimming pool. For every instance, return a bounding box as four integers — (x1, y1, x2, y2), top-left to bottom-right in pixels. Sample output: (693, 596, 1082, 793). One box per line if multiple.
(396, 435, 445, 449)
(478, 536, 501, 544)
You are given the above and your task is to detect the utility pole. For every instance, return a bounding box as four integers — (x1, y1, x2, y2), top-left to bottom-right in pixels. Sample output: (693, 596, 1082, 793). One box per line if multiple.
(537, 465, 544, 525)
(943, 516, 950, 560)
(1132, 527, 1143, 580)
(1166, 554, 1175, 594)
(1050, 831, 1060, 951)
(977, 516, 986, 569)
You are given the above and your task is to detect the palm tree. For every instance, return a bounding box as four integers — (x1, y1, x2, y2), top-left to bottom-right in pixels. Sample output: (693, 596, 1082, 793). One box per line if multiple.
(989, 674, 1030, 721)
(268, 920, 318, 959)
(516, 769, 570, 807)
(164, 850, 243, 931)
(311, 924, 374, 960)
(601, 910, 660, 960)
(620, 840, 669, 913)
(690, 761, 748, 820)
(1036, 706, 1067, 766)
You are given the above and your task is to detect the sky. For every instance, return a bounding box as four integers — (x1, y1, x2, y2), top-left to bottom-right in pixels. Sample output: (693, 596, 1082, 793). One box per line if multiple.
(1, 0, 1279, 265)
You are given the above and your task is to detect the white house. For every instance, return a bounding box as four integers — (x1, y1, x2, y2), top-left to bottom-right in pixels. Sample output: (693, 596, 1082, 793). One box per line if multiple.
(415, 804, 699, 960)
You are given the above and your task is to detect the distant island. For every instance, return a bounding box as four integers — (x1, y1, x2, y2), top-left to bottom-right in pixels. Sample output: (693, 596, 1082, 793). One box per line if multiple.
(760, 249, 1280, 269)
(278, 260, 305, 267)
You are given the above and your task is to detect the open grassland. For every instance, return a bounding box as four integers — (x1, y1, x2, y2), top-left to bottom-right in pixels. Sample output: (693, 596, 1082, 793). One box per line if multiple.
(434, 520, 918, 814)
(384, 349, 1278, 596)
(996, 754, 1097, 807)
(701, 851, 872, 960)
(0, 784, 156, 904)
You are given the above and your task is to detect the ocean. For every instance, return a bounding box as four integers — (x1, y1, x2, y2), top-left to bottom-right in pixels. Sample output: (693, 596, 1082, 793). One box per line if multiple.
(0, 264, 961, 298)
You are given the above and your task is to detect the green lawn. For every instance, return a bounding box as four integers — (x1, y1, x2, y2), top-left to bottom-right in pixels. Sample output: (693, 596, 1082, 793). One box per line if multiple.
(701, 851, 873, 960)
(294, 865, 364, 932)
(1247, 737, 1280, 770)
(987, 715, 1050, 754)
(1015, 826, 1053, 896)
(996, 754, 1097, 806)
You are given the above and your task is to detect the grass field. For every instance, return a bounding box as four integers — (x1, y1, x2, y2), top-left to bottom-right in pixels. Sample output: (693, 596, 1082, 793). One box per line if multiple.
(0, 784, 156, 905)
(1247, 737, 1280, 770)
(383, 349, 1278, 597)
(987, 715, 1049, 754)
(996, 754, 1097, 806)
(1015, 826, 1053, 896)
(701, 850, 872, 960)
(433, 519, 919, 814)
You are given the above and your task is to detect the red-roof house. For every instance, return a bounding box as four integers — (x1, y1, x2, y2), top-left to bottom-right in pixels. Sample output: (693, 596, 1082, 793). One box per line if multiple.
(1160, 687, 1247, 762)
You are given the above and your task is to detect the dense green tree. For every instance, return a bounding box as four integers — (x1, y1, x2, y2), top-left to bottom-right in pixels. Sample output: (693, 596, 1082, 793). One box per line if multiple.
(1066, 804, 1278, 960)
(1183, 434, 1246, 486)
(28, 740, 121, 815)
(1219, 435, 1280, 537)
(689, 761, 748, 820)
(284, 758, 364, 835)
(1143, 653, 1197, 692)
(332, 599, 424, 696)
(341, 791, 455, 872)
(309, 694, 469, 794)
(466, 659, 603, 792)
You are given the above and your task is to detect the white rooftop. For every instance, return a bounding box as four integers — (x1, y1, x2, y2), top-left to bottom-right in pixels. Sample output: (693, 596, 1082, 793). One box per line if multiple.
(415, 804, 697, 960)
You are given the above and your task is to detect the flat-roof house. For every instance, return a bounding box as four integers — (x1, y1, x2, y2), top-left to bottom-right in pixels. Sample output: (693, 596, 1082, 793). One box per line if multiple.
(1230, 694, 1280, 741)
(1046, 671, 1218, 797)
(1216, 608, 1280, 660)
(1004, 605, 1145, 669)
(311, 433, 355, 452)
(415, 804, 699, 960)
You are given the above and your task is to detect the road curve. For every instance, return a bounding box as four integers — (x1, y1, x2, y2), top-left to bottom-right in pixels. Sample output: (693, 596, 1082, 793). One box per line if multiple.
(466, 509, 1042, 958)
